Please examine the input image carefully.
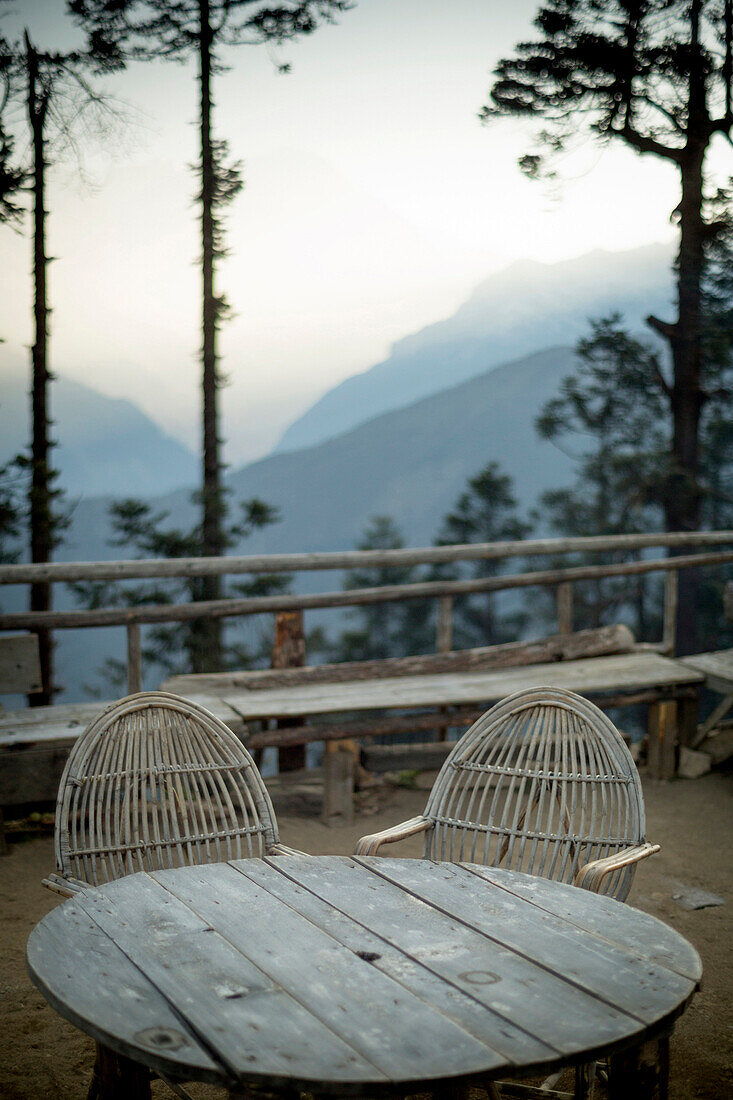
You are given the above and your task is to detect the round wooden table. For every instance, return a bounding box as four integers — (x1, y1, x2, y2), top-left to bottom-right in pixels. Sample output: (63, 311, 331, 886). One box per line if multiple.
(27, 855, 701, 1098)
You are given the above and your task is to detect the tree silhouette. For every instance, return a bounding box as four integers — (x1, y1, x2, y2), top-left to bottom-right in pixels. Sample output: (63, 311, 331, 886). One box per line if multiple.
(70, 0, 350, 671)
(1, 26, 120, 701)
(483, 0, 733, 650)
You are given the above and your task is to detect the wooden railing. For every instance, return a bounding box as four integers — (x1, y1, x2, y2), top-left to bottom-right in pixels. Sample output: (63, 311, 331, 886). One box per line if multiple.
(1, 530, 733, 692)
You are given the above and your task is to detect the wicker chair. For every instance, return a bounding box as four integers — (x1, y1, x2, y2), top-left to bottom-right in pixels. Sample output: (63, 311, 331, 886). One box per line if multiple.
(44, 691, 300, 898)
(356, 685, 658, 898)
(356, 686, 659, 1100)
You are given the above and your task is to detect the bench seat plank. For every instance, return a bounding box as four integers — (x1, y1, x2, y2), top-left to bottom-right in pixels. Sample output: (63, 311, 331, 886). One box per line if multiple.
(220, 653, 703, 721)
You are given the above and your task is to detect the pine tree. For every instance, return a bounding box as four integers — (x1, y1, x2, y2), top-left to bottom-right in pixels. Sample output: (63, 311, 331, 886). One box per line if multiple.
(483, 0, 733, 650)
(70, 0, 350, 672)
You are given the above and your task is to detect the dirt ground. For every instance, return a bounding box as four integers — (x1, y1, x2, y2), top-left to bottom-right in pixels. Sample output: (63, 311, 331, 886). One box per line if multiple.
(1, 767, 731, 1100)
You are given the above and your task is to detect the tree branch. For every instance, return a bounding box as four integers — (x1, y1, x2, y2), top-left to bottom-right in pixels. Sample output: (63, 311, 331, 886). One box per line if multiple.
(612, 122, 683, 162)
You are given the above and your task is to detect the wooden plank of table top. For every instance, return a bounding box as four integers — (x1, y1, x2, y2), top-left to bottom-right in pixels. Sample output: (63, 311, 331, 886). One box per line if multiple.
(155, 861, 510, 1084)
(461, 864, 702, 984)
(256, 856, 640, 1059)
(26, 900, 222, 1082)
(71, 872, 382, 1089)
(678, 649, 733, 695)
(222, 653, 703, 720)
(358, 858, 697, 1025)
(233, 856, 557, 1068)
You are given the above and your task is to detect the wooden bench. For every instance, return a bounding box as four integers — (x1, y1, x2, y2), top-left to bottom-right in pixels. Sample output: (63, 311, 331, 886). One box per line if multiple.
(0, 686, 246, 852)
(162, 625, 705, 816)
(0, 625, 705, 836)
(0, 634, 43, 851)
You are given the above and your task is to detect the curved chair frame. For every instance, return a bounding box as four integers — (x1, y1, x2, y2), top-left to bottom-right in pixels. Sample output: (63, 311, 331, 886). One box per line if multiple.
(357, 686, 658, 901)
(45, 691, 297, 898)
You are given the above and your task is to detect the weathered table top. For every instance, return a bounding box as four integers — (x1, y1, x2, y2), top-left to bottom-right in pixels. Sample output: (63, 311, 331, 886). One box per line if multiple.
(217, 652, 703, 721)
(27, 855, 701, 1095)
(678, 648, 733, 695)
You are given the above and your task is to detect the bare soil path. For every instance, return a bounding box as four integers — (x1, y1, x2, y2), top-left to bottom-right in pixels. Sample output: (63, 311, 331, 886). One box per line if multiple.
(1, 768, 730, 1099)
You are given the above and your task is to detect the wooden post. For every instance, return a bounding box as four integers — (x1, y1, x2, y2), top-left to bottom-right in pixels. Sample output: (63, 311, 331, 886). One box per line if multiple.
(556, 582, 573, 634)
(647, 700, 677, 780)
(126, 624, 142, 695)
(272, 610, 306, 772)
(322, 740, 356, 827)
(609, 1034, 670, 1100)
(662, 571, 678, 655)
(436, 595, 453, 653)
(435, 595, 454, 743)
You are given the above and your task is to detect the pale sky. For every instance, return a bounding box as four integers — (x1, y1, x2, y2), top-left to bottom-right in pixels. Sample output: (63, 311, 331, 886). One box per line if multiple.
(1, 0, 725, 464)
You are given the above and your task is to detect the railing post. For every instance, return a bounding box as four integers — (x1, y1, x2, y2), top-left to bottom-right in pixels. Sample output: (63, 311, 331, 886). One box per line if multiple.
(126, 624, 142, 694)
(272, 610, 306, 772)
(557, 582, 574, 634)
(436, 595, 453, 653)
(662, 570, 678, 655)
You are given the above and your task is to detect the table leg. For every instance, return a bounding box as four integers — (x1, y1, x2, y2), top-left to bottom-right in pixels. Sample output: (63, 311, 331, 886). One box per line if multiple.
(608, 1034, 669, 1100)
(86, 1041, 151, 1100)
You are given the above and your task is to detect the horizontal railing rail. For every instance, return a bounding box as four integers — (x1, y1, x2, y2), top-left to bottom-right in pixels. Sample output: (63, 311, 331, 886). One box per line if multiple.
(1, 547, 733, 630)
(2, 530, 732, 694)
(0, 529, 732, 584)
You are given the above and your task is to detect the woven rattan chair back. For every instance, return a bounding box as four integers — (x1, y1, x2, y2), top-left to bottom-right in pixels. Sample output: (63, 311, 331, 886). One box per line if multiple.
(54, 691, 281, 888)
(423, 686, 646, 901)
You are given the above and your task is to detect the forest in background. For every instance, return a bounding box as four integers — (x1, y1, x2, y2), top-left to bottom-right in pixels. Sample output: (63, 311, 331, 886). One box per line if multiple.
(2, 1, 733, 701)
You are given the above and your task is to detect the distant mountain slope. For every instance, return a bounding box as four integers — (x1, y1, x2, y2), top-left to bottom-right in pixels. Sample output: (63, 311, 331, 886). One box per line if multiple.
(221, 345, 579, 553)
(43, 345, 579, 702)
(0, 368, 197, 498)
(275, 243, 673, 454)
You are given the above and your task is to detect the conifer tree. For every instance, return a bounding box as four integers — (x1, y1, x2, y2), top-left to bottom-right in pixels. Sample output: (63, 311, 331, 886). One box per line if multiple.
(483, 0, 733, 650)
(70, 0, 350, 671)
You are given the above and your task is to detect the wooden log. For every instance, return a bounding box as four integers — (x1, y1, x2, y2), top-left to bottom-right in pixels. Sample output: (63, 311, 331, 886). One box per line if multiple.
(0, 634, 42, 694)
(361, 741, 455, 774)
(164, 625, 636, 695)
(5, 551, 733, 632)
(246, 707, 487, 751)
(2, 530, 732, 585)
(272, 610, 306, 773)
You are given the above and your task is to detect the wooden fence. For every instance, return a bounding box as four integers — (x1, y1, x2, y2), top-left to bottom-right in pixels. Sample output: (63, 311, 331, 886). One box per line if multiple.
(1, 530, 733, 693)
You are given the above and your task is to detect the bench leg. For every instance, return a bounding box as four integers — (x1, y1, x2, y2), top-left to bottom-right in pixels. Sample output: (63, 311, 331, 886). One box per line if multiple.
(0, 806, 8, 856)
(322, 740, 355, 826)
(86, 1041, 151, 1100)
(647, 701, 677, 780)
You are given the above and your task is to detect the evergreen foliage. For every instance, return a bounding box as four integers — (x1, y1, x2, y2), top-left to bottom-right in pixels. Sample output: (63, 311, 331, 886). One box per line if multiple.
(70, 0, 350, 672)
(336, 516, 422, 662)
(483, 0, 733, 650)
(70, 495, 289, 687)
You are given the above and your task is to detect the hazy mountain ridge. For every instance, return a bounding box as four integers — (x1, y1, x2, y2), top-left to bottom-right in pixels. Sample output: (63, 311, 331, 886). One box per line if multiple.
(36, 344, 579, 702)
(0, 369, 198, 499)
(275, 243, 674, 454)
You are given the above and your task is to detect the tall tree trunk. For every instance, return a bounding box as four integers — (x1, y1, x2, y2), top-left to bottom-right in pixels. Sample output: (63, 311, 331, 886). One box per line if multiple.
(26, 39, 53, 705)
(194, 0, 224, 672)
(662, 10, 708, 655)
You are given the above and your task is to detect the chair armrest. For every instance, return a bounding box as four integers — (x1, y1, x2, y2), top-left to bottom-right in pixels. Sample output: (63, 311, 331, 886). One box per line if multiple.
(42, 872, 93, 898)
(355, 815, 432, 856)
(267, 842, 310, 857)
(574, 842, 661, 893)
